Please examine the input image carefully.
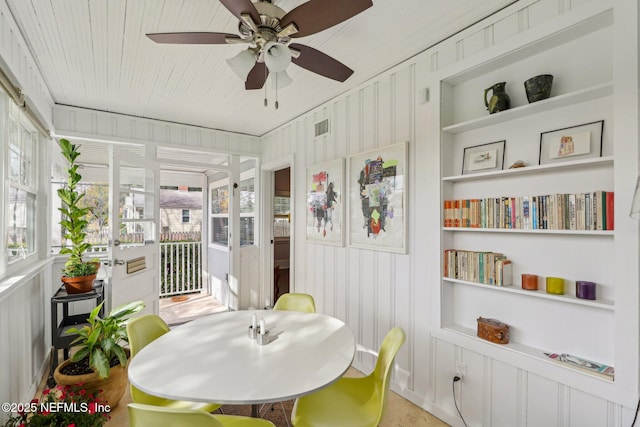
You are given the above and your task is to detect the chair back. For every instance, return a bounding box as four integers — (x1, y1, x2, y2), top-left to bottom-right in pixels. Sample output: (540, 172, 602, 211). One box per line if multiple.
(126, 314, 170, 358)
(126, 315, 173, 405)
(373, 327, 406, 421)
(128, 403, 224, 427)
(273, 293, 316, 313)
(128, 403, 275, 427)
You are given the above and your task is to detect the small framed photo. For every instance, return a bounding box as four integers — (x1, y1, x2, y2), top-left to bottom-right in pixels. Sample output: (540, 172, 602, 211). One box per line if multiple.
(539, 120, 604, 165)
(462, 140, 505, 175)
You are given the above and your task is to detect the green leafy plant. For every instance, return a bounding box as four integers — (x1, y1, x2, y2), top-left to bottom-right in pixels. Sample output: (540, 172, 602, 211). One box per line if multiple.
(66, 300, 145, 379)
(1, 384, 110, 426)
(57, 138, 98, 278)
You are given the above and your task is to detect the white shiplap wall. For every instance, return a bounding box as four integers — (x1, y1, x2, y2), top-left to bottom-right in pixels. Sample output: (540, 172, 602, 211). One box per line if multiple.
(261, 0, 639, 426)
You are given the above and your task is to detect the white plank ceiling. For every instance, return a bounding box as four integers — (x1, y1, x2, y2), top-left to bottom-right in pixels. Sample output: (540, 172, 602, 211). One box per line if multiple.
(6, 0, 515, 137)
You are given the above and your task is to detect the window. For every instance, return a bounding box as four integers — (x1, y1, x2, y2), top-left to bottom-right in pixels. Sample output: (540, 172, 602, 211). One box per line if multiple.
(51, 181, 110, 254)
(182, 209, 190, 223)
(208, 158, 256, 248)
(273, 196, 291, 237)
(239, 177, 255, 246)
(210, 185, 229, 246)
(6, 102, 38, 262)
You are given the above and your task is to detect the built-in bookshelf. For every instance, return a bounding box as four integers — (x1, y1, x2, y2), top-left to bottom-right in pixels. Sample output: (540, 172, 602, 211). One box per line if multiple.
(437, 3, 616, 396)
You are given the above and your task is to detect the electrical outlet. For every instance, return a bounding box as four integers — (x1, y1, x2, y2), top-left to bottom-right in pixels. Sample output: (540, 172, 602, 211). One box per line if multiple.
(455, 362, 466, 379)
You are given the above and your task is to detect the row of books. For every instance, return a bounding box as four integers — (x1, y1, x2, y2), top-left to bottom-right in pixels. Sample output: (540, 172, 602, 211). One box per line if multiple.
(443, 191, 614, 231)
(443, 249, 512, 286)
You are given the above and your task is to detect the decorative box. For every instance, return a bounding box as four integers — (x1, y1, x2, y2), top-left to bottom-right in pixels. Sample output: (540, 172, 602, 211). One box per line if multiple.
(477, 317, 509, 344)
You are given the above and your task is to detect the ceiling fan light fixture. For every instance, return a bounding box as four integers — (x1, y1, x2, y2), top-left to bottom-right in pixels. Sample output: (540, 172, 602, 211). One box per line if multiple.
(226, 49, 257, 81)
(263, 41, 291, 73)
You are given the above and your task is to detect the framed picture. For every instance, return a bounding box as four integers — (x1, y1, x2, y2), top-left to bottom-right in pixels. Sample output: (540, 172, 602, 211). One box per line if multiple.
(462, 140, 506, 174)
(348, 142, 408, 254)
(306, 158, 344, 246)
(539, 120, 604, 165)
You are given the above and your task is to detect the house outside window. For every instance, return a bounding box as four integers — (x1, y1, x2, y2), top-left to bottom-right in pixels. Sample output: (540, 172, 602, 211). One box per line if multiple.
(182, 209, 190, 223)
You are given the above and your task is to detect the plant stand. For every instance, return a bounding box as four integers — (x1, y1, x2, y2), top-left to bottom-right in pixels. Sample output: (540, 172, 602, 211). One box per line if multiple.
(48, 280, 104, 387)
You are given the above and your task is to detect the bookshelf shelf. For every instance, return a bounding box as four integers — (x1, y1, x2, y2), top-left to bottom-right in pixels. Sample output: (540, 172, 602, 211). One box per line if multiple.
(443, 278, 614, 310)
(442, 156, 613, 182)
(442, 227, 614, 236)
(438, 325, 614, 383)
(442, 83, 613, 134)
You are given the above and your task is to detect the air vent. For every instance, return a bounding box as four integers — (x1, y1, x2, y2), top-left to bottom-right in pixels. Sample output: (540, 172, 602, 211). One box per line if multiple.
(314, 118, 330, 138)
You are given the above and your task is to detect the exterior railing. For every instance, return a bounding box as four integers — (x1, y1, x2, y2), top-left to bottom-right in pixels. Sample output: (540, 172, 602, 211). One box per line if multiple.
(160, 241, 202, 297)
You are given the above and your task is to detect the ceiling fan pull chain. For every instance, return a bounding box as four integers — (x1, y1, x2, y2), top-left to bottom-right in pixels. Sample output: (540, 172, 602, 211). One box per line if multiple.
(264, 65, 268, 107)
(275, 74, 279, 110)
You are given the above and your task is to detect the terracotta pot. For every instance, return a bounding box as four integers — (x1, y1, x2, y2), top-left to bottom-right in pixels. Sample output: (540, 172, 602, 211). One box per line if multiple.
(61, 273, 97, 294)
(53, 358, 128, 409)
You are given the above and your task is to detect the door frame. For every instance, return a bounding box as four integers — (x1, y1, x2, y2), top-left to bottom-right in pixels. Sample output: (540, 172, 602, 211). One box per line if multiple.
(261, 155, 294, 307)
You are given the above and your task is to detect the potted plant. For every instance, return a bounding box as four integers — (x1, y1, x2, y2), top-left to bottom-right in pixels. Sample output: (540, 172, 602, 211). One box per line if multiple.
(53, 300, 145, 409)
(57, 138, 99, 294)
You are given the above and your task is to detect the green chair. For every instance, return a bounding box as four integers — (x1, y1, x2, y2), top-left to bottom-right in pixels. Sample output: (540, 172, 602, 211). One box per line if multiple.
(128, 403, 276, 427)
(126, 314, 222, 413)
(267, 292, 316, 425)
(291, 327, 407, 427)
(273, 293, 316, 313)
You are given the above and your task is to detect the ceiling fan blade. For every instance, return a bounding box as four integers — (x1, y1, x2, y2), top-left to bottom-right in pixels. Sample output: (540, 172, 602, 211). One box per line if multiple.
(147, 32, 240, 44)
(289, 43, 354, 82)
(220, 0, 261, 27)
(245, 62, 269, 90)
(281, 0, 372, 38)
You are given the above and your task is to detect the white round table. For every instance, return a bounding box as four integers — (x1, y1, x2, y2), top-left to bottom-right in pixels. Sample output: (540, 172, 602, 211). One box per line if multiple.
(128, 310, 355, 415)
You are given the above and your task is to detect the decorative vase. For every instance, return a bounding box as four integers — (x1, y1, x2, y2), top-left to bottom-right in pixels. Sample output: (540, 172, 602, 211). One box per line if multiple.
(484, 82, 510, 114)
(53, 358, 128, 409)
(524, 74, 553, 103)
(61, 273, 97, 294)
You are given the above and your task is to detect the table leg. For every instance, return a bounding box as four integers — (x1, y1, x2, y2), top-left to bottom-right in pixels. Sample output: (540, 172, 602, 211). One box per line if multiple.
(251, 403, 259, 418)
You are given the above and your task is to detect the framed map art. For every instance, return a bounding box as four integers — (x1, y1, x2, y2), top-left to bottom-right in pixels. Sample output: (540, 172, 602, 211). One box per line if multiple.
(348, 142, 408, 253)
(306, 158, 344, 246)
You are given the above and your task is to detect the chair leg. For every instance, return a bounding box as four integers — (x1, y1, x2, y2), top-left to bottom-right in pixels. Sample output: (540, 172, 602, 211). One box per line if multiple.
(279, 401, 291, 427)
(258, 402, 290, 427)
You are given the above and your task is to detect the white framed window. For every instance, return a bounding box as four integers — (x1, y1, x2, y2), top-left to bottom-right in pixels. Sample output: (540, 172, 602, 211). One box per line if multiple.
(208, 159, 256, 248)
(182, 209, 190, 223)
(5, 99, 38, 265)
(209, 184, 229, 247)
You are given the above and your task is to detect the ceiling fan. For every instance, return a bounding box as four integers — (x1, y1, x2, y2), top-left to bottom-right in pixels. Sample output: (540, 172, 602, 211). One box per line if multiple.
(146, 0, 372, 92)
